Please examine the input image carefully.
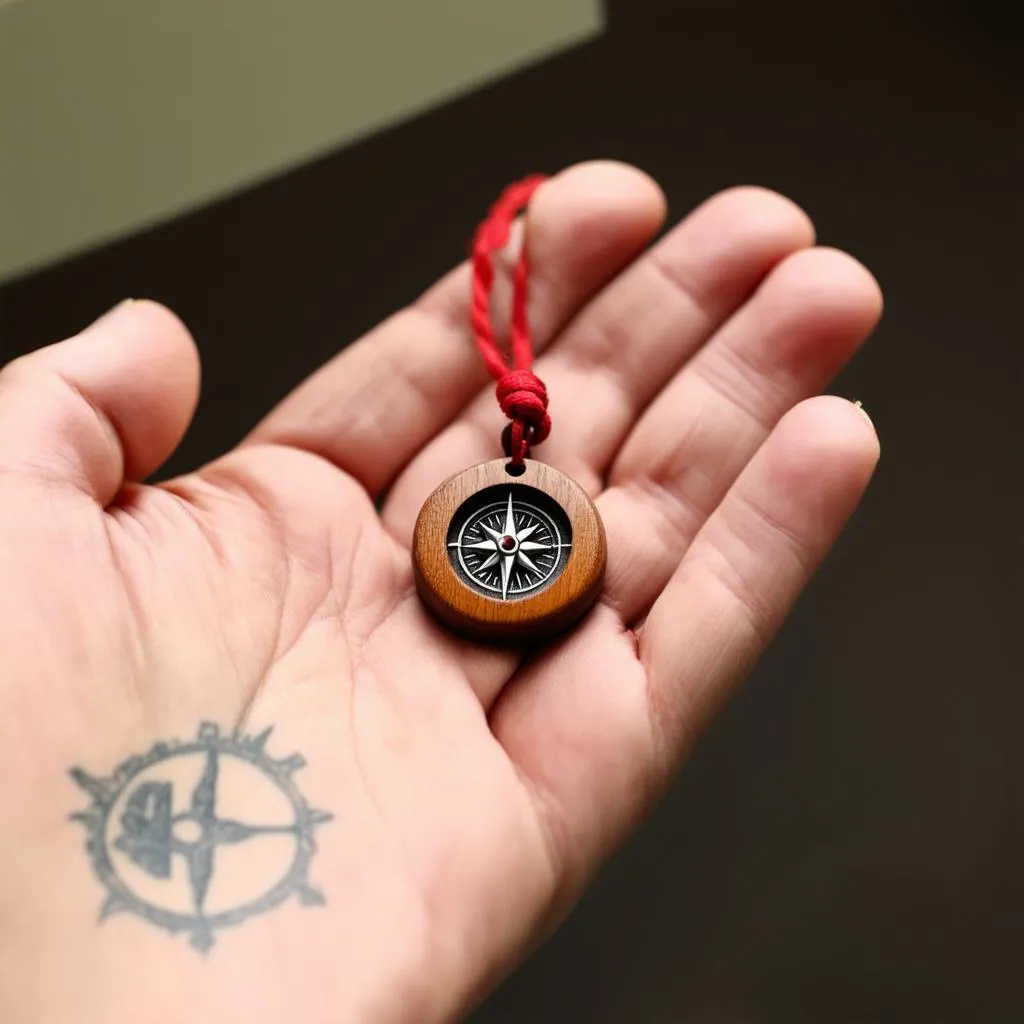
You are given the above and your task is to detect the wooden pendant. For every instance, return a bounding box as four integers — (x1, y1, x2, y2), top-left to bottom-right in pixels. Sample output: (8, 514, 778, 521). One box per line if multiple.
(412, 459, 606, 642)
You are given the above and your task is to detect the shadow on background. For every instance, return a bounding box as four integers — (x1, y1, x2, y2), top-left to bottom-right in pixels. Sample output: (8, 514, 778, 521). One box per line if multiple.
(1, 0, 1020, 1020)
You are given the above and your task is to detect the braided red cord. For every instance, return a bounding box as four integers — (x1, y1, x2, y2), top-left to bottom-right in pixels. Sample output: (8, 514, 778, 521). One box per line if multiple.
(471, 174, 550, 467)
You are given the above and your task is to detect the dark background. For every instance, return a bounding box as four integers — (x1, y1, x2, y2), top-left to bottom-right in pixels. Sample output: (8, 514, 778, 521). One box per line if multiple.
(2, 0, 1021, 1020)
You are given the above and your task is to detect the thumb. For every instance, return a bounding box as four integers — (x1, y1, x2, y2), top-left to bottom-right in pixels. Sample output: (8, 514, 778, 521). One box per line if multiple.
(0, 300, 200, 505)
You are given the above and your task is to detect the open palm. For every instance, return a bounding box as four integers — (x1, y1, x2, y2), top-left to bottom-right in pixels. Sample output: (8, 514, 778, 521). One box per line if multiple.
(0, 163, 880, 1024)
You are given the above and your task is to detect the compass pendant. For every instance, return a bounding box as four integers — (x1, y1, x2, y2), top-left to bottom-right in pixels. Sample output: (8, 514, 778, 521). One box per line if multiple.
(413, 459, 606, 642)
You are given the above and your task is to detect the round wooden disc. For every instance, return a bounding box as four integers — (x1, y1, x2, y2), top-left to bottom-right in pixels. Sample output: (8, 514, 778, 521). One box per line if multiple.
(412, 459, 606, 642)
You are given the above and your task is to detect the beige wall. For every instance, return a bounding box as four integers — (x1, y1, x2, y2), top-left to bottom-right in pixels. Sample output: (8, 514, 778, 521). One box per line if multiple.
(0, 0, 602, 283)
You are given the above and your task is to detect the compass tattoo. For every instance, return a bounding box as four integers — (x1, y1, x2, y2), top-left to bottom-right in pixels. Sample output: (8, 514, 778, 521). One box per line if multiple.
(69, 723, 332, 952)
(447, 485, 572, 599)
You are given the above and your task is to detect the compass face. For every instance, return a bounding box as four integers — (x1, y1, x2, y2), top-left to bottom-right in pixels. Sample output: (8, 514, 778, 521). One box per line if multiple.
(447, 484, 572, 600)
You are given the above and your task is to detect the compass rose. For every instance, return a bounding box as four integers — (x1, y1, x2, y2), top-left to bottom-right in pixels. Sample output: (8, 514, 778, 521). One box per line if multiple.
(70, 723, 332, 952)
(448, 489, 571, 599)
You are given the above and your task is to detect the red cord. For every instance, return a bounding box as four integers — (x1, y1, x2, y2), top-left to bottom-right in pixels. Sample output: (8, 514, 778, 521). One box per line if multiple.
(471, 174, 550, 466)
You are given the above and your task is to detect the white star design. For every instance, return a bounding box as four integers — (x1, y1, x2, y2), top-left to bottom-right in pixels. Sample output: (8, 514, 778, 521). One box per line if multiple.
(454, 491, 555, 599)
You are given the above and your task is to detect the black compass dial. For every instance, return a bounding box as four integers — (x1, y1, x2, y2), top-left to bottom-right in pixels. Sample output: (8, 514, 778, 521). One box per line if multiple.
(447, 484, 572, 600)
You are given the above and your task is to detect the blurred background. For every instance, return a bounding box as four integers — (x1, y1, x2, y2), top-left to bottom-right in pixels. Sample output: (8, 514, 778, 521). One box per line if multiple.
(1, 0, 1020, 1020)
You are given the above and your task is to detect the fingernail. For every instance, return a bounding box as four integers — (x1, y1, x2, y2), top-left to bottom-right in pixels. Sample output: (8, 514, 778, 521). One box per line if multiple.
(850, 398, 874, 429)
(86, 298, 135, 330)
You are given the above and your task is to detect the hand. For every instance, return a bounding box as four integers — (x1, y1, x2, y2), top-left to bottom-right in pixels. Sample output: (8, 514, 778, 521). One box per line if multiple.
(0, 162, 880, 1024)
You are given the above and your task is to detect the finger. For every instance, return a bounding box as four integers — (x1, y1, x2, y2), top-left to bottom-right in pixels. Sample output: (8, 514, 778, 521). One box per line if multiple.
(382, 186, 815, 543)
(0, 300, 200, 505)
(246, 161, 666, 496)
(491, 396, 879, 893)
(599, 246, 883, 623)
(640, 395, 880, 746)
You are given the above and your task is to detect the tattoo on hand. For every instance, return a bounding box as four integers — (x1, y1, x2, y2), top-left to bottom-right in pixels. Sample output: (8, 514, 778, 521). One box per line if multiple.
(69, 722, 332, 952)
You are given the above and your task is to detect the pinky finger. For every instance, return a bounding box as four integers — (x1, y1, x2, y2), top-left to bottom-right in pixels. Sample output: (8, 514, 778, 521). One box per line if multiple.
(640, 395, 880, 756)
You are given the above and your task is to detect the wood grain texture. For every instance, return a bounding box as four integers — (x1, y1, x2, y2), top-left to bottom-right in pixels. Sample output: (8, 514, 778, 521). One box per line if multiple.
(412, 458, 606, 642)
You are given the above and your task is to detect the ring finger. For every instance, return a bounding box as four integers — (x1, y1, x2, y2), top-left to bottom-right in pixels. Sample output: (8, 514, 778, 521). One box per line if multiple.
(598, 245, 883, 624)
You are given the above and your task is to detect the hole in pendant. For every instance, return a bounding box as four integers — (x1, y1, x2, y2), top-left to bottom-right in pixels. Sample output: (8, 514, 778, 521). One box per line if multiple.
(501, 422, 532, 466)
(504, 461, 526, 477)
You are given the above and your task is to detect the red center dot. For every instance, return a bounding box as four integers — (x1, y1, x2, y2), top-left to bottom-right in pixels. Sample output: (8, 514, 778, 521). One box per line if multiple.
(500, 536, 516, 551)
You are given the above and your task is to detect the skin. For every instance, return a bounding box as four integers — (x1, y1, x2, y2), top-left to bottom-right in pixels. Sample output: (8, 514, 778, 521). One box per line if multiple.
(0, 162, 881, 1023)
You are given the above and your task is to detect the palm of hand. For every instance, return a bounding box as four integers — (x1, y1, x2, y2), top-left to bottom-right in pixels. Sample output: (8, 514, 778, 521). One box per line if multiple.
(0, 164, 880, 1024)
